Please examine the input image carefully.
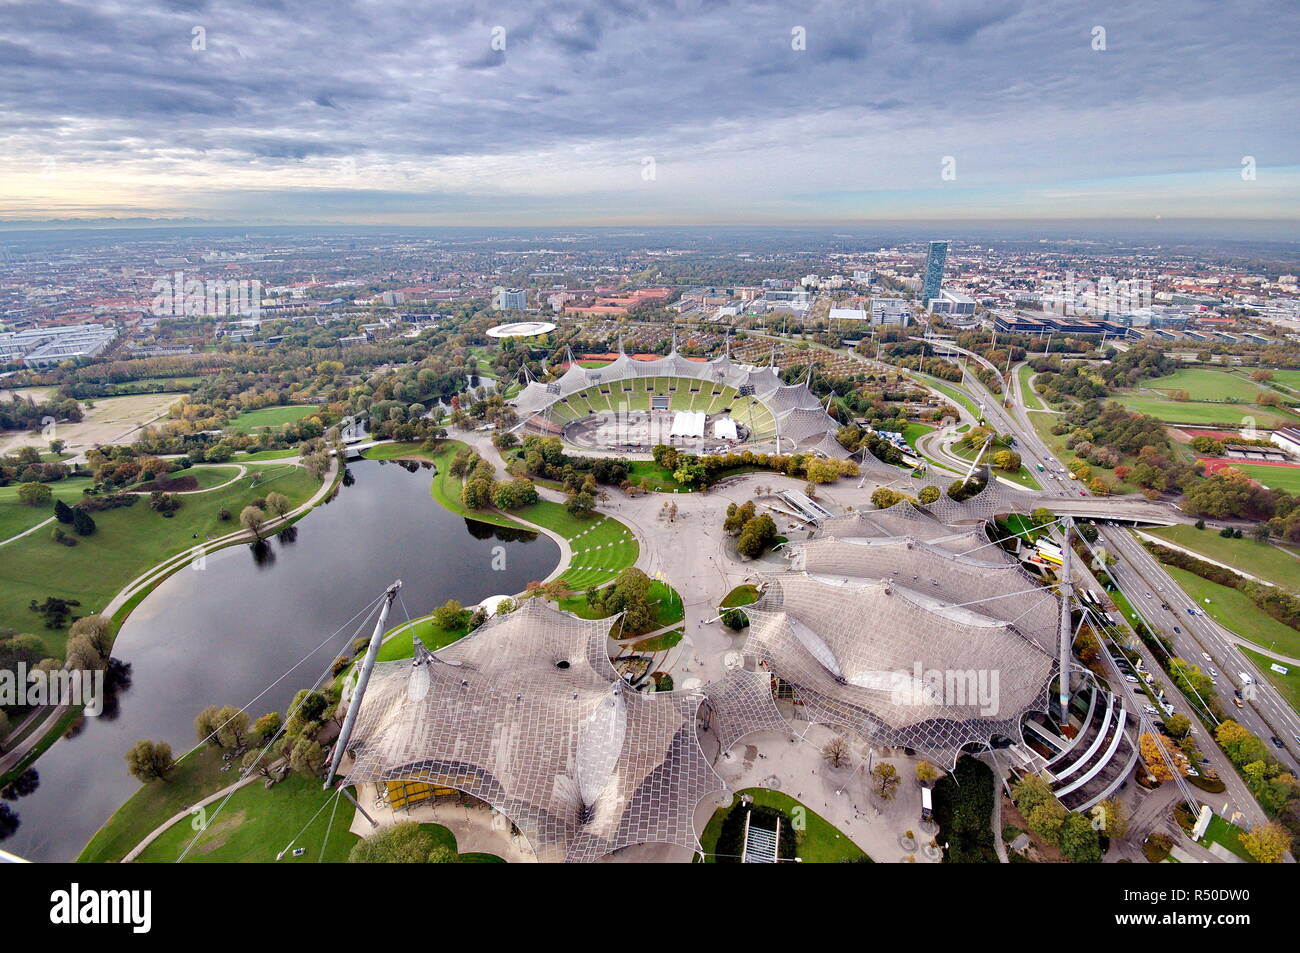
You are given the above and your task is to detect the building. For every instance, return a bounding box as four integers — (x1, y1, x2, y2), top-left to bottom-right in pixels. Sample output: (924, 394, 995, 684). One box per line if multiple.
(921, 240, 948, 305)
(0, 323, 118, 367)
(927, 288, 976, 316)
(493, 287, 528, 311)
(1271, 427, 1300, 458)
(870, 298, 912, 326)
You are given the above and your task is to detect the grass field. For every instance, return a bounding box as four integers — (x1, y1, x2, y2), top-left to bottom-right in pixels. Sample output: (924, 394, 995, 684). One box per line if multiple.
(1197, 813, 1254, 862)
(0, 475, 95, 540)
(1240, 647, 1300, 715)
(513, 500, 638, 590)
(698, 788, 869, 863)
(721, 584, 761, 607)
(230, 448, 300, 462)
(1230, 463, 1300, 494)
(948, 440, 1042, 490)
(1117, 394, 1298, 429)
(1142, 367, 1269, 403)
(1017, 364, 1046, 411)
(914, 373, 983, 422)
(78, 747, 230, 863)
(901, 422, 935, 448)
(0, 463, 319, 657)
(1163, 565, 1300, 659)
(226, 404, 320, 433)
(132, 772, 362, 863)
(1145, 525, 1300, 593)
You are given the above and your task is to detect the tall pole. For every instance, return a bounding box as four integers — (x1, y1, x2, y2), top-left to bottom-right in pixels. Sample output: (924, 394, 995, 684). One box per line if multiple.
(324, 580, 402, 789)
(1057, 519, 1075, 721)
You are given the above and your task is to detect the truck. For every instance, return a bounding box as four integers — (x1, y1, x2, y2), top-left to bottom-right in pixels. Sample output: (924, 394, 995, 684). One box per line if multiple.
(1036, 463, 1045, 472)
(1239, 672, 1254, 685)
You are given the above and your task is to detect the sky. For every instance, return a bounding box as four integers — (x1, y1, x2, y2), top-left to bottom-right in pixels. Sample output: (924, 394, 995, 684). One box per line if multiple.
(0, 0, 1297, 225)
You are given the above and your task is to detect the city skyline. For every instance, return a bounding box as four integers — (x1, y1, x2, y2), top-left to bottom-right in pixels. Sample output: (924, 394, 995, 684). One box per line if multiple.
(1, 0, 1297, 226)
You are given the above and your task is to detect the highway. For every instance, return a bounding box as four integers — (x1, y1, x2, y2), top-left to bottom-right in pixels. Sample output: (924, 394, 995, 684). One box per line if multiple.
(1096, 525, 1300, 773)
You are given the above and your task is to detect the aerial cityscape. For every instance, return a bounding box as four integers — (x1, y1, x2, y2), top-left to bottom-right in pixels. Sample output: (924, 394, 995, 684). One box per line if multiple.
(0, 0, 1295, 928)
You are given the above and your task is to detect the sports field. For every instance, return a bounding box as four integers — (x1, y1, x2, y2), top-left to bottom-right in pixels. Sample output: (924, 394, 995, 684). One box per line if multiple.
(1230, 463, 1300, 494)
(1114, 367, 1299, 428)
(1141, 367, 1269, 403)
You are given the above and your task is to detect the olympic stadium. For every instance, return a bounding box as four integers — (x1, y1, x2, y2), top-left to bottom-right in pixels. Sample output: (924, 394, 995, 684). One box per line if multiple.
(509, 339, 848, 458)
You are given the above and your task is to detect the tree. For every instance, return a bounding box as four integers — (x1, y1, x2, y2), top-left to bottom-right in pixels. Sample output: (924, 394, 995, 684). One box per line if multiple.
(992, 449, 1022, 472)
(430, 599, 469, 632)
(565, 490, 596, 518)
(1096, 798, 1130, 839)
(53, 499, 74, 524)
(289, 736, 325, 778)
(348, 821, 437, 863)
(871, 487, 903, 509)
(736, 513, 778, 558)
(917, 485, 941, 505)
(872, 762, 899, 800)
(1058, 812, 1102, 863)
(253, 711, 282, 746)
(68, 614, 112, 659)
(1240, 821, 1290, 864)
(240, 505, 267, 540)
(264, 491, 291, 517)
(16, 482, 51, 506)
(822, 736, 851, 769)
(126, 739, 174, 782)
(71, 507, 96, 537)
(915, 760, 941, 785)
(1139, 732, 1181, 782)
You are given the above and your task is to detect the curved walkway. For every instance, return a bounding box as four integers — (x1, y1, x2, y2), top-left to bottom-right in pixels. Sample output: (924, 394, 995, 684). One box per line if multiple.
(120, 774, 259, 863)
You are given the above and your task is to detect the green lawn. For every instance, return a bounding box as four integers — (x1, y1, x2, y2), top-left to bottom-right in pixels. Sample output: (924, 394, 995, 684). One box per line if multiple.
(1230, 464, 1300, 494)
(1163, 565, 1300, 659)
(914, 373, 983, 422)
(1197, 813, 1254, 862)
(1145, 525, 1300, 593)
(721, 584, 761, 607)
(230, 448, 300, 462)
(131, 772, 363, 863)
(699, 788, 869, 863)
(901, 422, 935, 448)
(1240, 647, 1300, 715)
(1017, 364, 1046, 411)
(226, 404, 320, 433)
(512, 501, 639, 590)
(1142, 367, 1271, 403)
(948, 440, 1042, 490)
(1114, 394, 1297, 429)
(0, 464, 320, 657)
(0, 475, 95, 540)
(375, 617, 469, 662)
(78, 747, 230, 863)
(631, 627, 683, 652)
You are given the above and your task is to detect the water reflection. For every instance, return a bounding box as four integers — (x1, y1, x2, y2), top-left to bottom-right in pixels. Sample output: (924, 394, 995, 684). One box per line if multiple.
(2, 459, 558, 861)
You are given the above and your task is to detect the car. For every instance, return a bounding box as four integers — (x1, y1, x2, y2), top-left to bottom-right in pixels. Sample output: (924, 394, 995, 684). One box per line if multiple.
(1186, 766, 1199, 777)
(1233, 697, 1244, 709)
(1272, 737, 1285, 749)
(1124, 675, 1139, 683)
(1187, 608, 1196, 615)
(1143, 705, 1158, 715)
(1173, 626, 1181, 633)
(1234, 689, 1243, 700)
(1201, 652, 1212, 662)
(1209, 668, 1218, 677)
(1143, 674, 1154, 683)
(1161, 603, 1171, 610)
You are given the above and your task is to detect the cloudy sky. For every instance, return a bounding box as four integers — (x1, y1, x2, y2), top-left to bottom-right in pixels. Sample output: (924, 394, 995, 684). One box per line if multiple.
(1, 0, 1297, 224)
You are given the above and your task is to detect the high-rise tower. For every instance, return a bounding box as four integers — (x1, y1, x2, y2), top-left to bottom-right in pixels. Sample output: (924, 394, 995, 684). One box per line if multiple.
(921, 240, 948, 305)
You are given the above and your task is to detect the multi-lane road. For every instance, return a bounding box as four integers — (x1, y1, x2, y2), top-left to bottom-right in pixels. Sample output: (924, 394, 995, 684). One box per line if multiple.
(1096, 526, 1300, 772)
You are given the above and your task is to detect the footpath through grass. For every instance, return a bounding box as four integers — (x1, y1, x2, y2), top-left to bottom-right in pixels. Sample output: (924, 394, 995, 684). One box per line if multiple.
(1145, 525, 1300, 594)
(1162, 565, 1300, 659)
(0, 464, 320, 658)
(1017, 363, 1046, 411)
